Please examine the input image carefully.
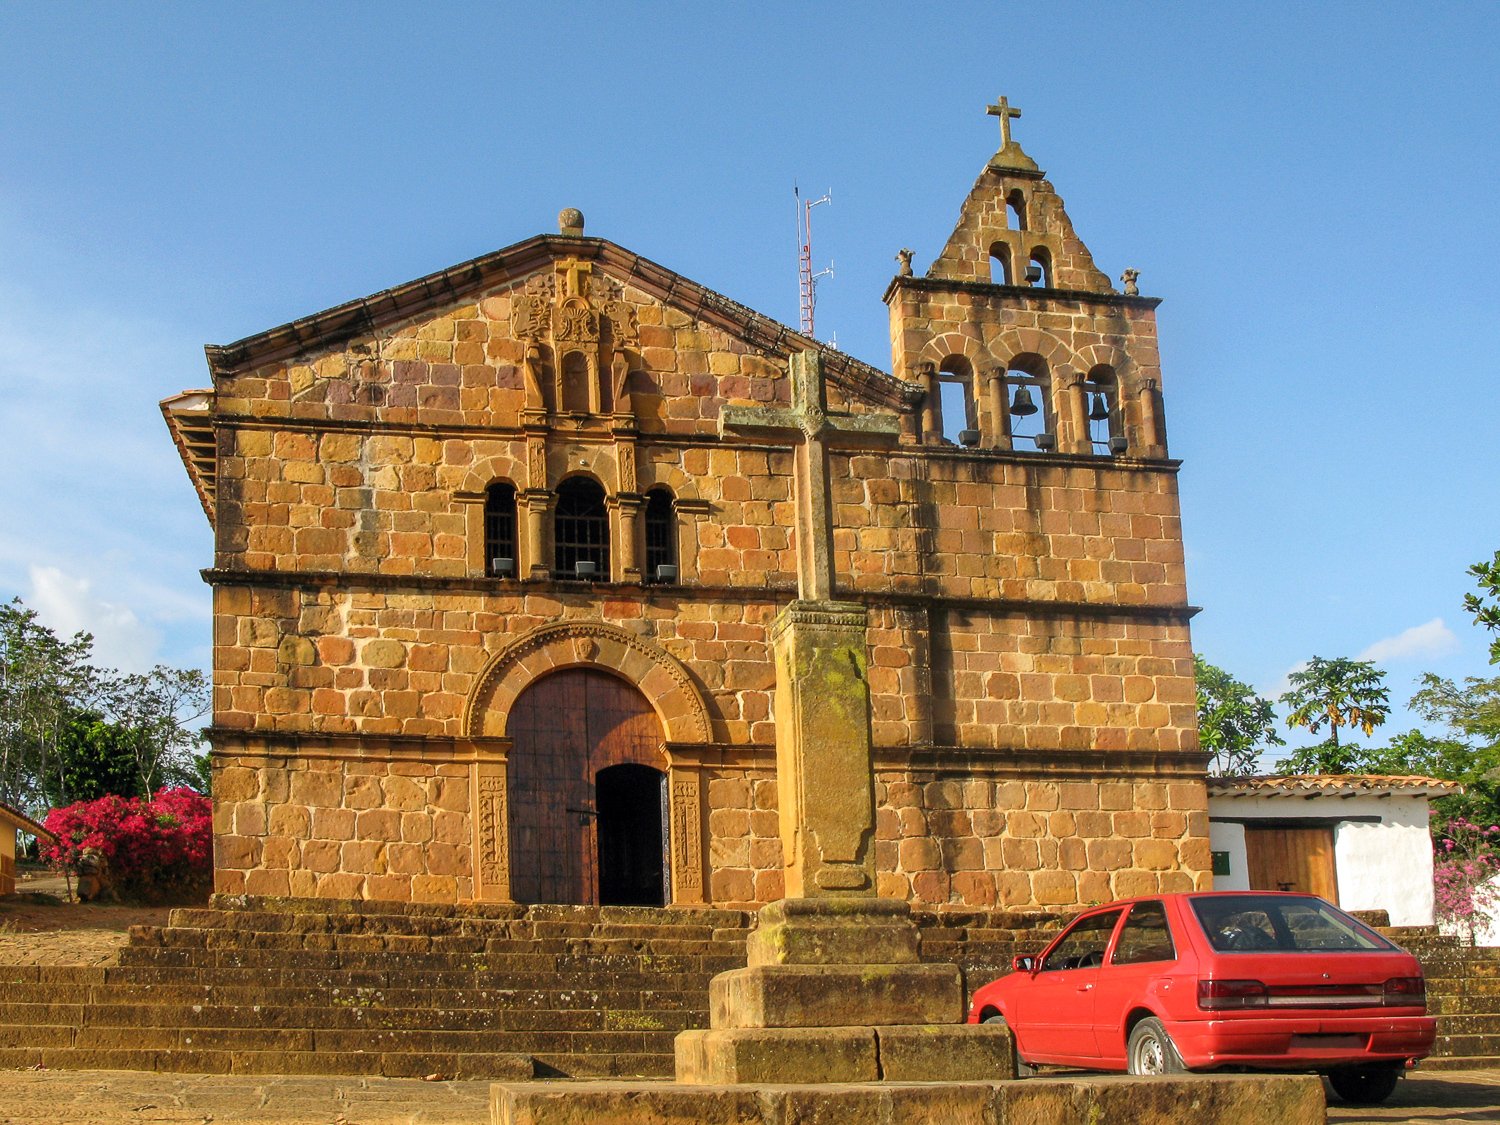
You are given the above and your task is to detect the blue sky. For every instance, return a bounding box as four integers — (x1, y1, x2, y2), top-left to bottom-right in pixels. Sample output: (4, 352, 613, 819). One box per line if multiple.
(1, 3, 1495, 753)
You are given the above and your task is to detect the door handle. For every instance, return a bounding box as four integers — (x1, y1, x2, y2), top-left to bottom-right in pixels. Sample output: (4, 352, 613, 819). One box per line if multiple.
(1077, 983, 1093, 992)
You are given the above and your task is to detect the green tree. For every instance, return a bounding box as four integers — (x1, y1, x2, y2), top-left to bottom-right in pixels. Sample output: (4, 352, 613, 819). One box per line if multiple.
(1194, 655, 1284, 776)
(1465, 550, 1500, 664)
(1276, 656, 1391, 773)
(0, 598, 95, 811)
(1392, 673, 1500, 830)
(40, 711, 146, 805)
(99, 666, 211, 799)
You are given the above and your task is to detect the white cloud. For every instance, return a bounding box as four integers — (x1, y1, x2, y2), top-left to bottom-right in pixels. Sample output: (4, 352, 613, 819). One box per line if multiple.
(1357, 618, 1459, 664)
(27, 564, 161, 673)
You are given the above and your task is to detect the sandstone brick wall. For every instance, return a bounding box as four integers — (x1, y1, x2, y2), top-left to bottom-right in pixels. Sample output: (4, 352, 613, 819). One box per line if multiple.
(212, 588, 1193, 757)
(873, 774, 1211, 908)
(212, 750, 475, 902)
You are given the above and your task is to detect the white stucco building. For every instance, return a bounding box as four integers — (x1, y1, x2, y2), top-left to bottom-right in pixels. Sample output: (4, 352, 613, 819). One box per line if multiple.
(1207, 775, 1460, 928)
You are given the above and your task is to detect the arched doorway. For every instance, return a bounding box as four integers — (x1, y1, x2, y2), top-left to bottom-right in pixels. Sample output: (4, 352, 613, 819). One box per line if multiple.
(506, 668, 667, 905)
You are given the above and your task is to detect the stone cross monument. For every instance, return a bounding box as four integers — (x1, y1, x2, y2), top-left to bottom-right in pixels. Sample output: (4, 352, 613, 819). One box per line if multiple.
(720, 350, 898, 896)
(660, 351, 1011, 1085)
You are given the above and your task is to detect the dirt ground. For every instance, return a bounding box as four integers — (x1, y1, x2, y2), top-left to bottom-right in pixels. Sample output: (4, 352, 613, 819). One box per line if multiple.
(0, 870, 173, 966)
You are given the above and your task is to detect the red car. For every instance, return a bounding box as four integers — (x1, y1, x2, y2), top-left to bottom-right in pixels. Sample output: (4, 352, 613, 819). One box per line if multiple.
(966, 891, 1435, 1105)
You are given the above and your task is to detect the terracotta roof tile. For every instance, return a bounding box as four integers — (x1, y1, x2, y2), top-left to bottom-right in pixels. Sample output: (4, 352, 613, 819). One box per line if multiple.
(1207, 774, 1462, 798)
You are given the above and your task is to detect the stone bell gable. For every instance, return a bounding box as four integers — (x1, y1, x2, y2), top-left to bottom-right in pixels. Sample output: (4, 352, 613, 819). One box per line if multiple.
(168, 104, 1209, 912)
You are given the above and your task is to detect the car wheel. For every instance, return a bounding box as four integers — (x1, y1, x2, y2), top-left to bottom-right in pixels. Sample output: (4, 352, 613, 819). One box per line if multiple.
(1327, 1062, 1401, 1105)
(981, 1012, 1036, 1077)
(1126, 1017, 1185, 1075)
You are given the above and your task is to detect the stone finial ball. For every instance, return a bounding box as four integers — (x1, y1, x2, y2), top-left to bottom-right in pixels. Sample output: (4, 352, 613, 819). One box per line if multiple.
(558, 208, 585, 234)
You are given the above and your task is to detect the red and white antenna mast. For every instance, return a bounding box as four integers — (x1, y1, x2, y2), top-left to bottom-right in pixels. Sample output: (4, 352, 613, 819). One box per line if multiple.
(795, 184, 833, 338)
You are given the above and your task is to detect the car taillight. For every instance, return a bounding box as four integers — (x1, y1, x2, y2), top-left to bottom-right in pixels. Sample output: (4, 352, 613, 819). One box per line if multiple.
(1198, 979, 1268, 1010)
(1383, 977, 1426, 1006)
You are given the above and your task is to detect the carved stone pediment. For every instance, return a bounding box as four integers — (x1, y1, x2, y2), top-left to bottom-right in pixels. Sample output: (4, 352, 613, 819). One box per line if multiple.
(553, 295, 598, 343)
(511, 274, 556, 340)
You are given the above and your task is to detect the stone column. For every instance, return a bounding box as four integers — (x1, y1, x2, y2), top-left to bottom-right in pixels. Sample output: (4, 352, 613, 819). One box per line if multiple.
(986, 366, 1011, 451)
(769, 602, 876, 898)
(612, 494, 643, 584)
(470, 742, 512, 902)
(1139, 378, 1165, 456)
(666, 764, 705, 906)
(521, 490, 552, 580)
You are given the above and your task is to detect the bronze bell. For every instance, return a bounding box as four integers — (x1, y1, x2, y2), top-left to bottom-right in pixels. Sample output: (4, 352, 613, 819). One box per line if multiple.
(1089, 392, 1110, 421)
(1010, 386, 1038, 417)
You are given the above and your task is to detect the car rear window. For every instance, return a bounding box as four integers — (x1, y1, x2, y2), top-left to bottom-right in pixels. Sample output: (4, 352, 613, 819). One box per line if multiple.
(1191, 895, 1396, 953)
(1111, 900, 1176, 965)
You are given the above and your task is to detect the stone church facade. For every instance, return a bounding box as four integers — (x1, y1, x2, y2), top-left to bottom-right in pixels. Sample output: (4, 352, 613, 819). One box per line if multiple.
(164, 109, 1208, 911)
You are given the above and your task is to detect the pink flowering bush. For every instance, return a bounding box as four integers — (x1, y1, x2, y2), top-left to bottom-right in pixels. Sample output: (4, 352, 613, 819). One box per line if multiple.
(1433, 814, 1500, 945)
(41, 786, 212, 902)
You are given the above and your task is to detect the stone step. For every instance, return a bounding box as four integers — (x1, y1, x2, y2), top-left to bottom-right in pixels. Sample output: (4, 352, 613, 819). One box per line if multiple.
(126, 930, 746, 962)
(1435, 1032, 1500, 1055)
(1422, 1054, 1500, 1071)
(0, 996, 709, 1030)
(114, 946, 745, 974)
(0, 982, 711, 1010)
(153, 912, 739, 945)
(206, 894, 749, 929)
(68, 964, 731, 991)
(0, 1044, 658, 1079)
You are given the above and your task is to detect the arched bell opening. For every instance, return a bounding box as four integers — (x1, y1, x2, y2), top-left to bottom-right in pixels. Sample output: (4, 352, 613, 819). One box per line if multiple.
(1000, 353, 1055, 452)
(596, 763, 669, 907)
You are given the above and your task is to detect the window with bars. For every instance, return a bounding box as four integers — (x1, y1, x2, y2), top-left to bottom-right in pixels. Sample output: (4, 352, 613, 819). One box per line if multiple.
(644, 488, 676, 582)
(554, 477, 609, 579)
(484, 483, 517, 577)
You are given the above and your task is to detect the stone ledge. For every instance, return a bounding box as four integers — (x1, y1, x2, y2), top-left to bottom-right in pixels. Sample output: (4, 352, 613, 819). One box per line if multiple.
(492, 1074, 1325, 1125)
(709, 964, 962, 1029)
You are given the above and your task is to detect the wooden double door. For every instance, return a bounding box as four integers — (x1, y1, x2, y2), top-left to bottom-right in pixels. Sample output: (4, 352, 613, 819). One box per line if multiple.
(507, 668, 670, 906)
(1244, 826, 1339, 903)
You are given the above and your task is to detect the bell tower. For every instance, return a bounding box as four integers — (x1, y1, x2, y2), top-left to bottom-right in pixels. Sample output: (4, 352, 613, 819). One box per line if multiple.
(886, 97, 1167, 459)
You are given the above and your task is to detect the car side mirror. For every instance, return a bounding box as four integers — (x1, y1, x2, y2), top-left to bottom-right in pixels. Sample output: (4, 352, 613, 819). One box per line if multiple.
(1012, 955, 1036, 973)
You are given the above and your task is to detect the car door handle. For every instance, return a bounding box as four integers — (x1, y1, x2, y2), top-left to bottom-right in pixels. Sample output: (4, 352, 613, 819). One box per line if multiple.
(1077, 983, 1093, 992)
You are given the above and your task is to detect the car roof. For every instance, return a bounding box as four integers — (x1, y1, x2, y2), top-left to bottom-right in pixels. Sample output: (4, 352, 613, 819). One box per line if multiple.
(1076, 890, 1330, 912)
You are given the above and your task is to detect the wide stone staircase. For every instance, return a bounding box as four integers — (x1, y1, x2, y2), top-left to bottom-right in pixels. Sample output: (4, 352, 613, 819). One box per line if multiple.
(0, 897, 752, 1079)
(0, 896, 1064, 1080)
(0, 897, 1492, 1078)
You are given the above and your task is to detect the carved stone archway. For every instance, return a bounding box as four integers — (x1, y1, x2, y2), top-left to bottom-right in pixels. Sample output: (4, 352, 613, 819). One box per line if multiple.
(464, 622, 713, 905)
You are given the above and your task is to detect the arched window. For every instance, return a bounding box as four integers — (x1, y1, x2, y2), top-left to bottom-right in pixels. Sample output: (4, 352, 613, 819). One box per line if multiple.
(989, 243, 1012, 286)
(1001, 355, 1054, 452)
(1026, 248, 1052, 288)
(561, 351, 592, 413)
(644, 488, 678, 582)
(936, 356, 977, 445)
(554, 477, 609, 580)
(1007, 190, 1028, 232)
(484, 482, 518, 577)
(1083, 365, 1126, 456)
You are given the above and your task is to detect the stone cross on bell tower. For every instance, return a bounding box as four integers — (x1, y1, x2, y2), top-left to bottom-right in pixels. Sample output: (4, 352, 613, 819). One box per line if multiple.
(721, 351, 898, 896)
(986, 94, 1022, 149)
